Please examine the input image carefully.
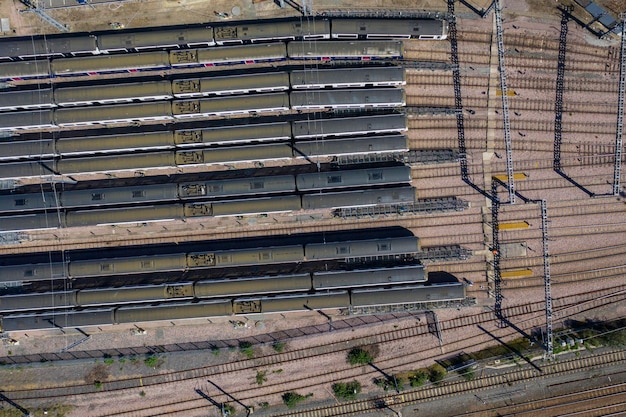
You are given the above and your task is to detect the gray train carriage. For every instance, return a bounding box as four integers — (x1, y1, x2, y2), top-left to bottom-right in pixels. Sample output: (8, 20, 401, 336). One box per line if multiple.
(350, 283, 466, 308)
(0, 309, 116, 331)
(290, 89, 405, 111)
(169, 43, 287, 67)
(0, 36, 97, 60)
(214, 19, 330, 44)
(291, 114, 407, 139)
(76, 283, 194, 307)
(60, 184, 179, 208)
(287, 40, 403, 60)
(305, 236, 419, 261)
(210, 195, 301, 217)
(331, 19, 448, 40)
(69, 254, 187, 278)
(0, 60, 51, 81)
(178, 175, 296, 199)
(233, 291, 349, 314)
(302, 187, 416, 210)
(97, 27, 214, 52)
(114, 300, 233, 325)
(173, 122, 291, 147)
(0, 139, 55, 161)
(175, 144, 293, 166)
(0, 262, 67, 284)
(187, 245, 304, 269)
(65, 204, 184, 227)
(55, 101, 173, 127)
(0, 291, 77, 313)
(56, 131, 175, 156)
(296, 166, 411, 191)
(0, 191, 58, 213)
(57, 152, 176, 175)
(290, 67, 405, 89)
(54, 80, 173, 106)
(51, 51, 170, 76)
(194, 273, 311, 298)
(0, 212, 61, 232)
(172, 93, 289, 119)
(293, 135, 409, 158)
(0, 160, 58, 180)
(312, 265, 426, 290)
(0, 89, 54, 111)
(172, 72, 290, 98)
(0, 109, 55, 132)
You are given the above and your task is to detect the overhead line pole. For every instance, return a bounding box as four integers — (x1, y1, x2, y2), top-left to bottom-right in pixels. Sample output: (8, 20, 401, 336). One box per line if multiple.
(540, 199, 554, 360)
(613, 14, 625, 196)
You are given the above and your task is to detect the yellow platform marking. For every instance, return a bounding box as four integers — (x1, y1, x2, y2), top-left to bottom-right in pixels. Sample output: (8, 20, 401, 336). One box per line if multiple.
(493, 173, 528, 181)
(496, 89, 517, 96)
(501, 269, 533, 278)
(499, 221, 530, 230)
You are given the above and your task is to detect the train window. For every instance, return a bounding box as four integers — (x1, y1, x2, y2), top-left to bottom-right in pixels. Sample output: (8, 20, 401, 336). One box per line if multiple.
(368, 171, 383, 181)
(100, 263, 113, 272)
(250, 181, 265, 190)
(141, 260, 154, 269)
(327, 175, 342, 184)
(132, 190, 146, 198)
(209, 184, 223, 193)
(14, 199, 26, 206)
(377, 243, 391, 251)
(336, 246, 350, 255)
(91, 193, 104, 201)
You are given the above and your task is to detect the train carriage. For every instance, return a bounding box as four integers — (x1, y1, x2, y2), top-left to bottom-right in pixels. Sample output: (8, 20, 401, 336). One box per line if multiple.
(69, 254, 187, 278)
(290, 88, 405, 110)
(60, 184, 179, 208)
(175, 143, 293, 166)
(97, 27, 215, 52)
(302, 187, 416, 210)
(297, 166, 411, 191)
(114, 300, 233, 324)
(194, 273, 311, 298)
(305, 236, 419, 261)
(76, 283, 194, 307)
(0, 60, 51, 81)
(54, 80, 173, 106)
(0, 109, 55, 131)
(0, 191, 58, 213)
(210, 195, 301, 217)
(331, 19, 448, 40)
(178, 175, 296, 199)
(234, 291, 349, 314)
(51, 51, 170, 76)
(65, 204, 184, 227)
(287, 40, 403, 60)
(172, 92, 289, 118)
(293, 135, 409, 158)
(169, 43, 287, 67)
(0, 261, 67, 283)
(172, 72, 289, 98)
(0, 291, 76, 313)
(57, 131, 175, 155)
(54, 101, 173, 126)
(290, 66, 405, 89)
(173, 122, 291, 146)
(0, 139, 56, 161)
(0, 36, 97, 60)
(350, 283, 466, 308)
(214, 19, 330, 44)
(0, 309, 115, 331)
(0, 88, 54, 111)
(291, 114, 407, 139)
(312, 265, 426, 290)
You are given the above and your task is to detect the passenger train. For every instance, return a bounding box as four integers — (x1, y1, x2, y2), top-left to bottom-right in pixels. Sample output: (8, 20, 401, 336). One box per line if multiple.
(0, 67, 406, 111)
(0, 40, 404, 82)
(0, 265, 427, 313)
(0, 282, 465, 332)
(0, 235, 420, 282)
(0, 17, 448, 60)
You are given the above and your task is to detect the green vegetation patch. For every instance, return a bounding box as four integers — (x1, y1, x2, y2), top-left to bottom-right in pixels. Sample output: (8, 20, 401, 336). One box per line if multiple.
(331, 380, 361, 400)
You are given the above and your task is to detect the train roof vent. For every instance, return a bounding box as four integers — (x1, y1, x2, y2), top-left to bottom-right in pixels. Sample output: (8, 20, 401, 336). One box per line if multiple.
(250, 181, 265, 190)
(328, 175, 342, 184)
(413, 27, 420, 32)
(336, 246, 350, 255)
(360, 26, 366, 31)
(14, 199, 26, 206)
(100, 263, 113, 272)
(209, 184, 223, 193)
(368, 171, 383, 181)
(377, 243, 391, 251)
(141, 260, 154, 269)
(259, 252, 272, 260)
(132, 190, 146, 198)
(91, 193, 104, 201)
(24, 269, 35, 277)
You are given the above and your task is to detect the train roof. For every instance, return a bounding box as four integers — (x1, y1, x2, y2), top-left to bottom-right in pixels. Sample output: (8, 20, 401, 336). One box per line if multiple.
(0, 309, 115, 331)
(57, 152, 175, 174)
(235, 291, 349, 314)
(0, 160, 57, 180)
(0, 291, 74, 313)
(211, 195, 301, 217)
(76, 283, 192, 305)
(290, 66, 405, 88)
(0, 109, 55, 131)
(175, 143, 293, 165)
(350, 283, 466, 307)
(194, 273, 311, 297)
(172, 93, 289, 117)
(172, 72, 289, 96)
(56, 131, 174, 155)
(54, 80, 173, 105)
(0, 191, 57, 212)
(0, 36, 97, 59)
(290, 88, 405, 110)
(291, 114, 407, 138)
(115, 300, 233, 324)
(60, 184, 178, 207)
(305, 236, 419, 260)
(66, 204, 183, 227)
(0, 60, 51, 79)
(302, 186, 416, 210)
(55, 101, 173, 126)
(296, 166, 411, 191)
(170, 43, 286, 65)
(0, 88, 53, 111)
(294, 135, 408, 158)
(0, 261, 67, 283)
(97, 27, 214, 51)
(0, 139, 55, 161)
(179, 175, 295, 198)
(214, 19, 330, 42)
(51, 51, 170, 74)
(174, 122, 291, 146)
(287, 40, 403, 58)
(331, 18, 446, 38)
(312, 265, 426, 289)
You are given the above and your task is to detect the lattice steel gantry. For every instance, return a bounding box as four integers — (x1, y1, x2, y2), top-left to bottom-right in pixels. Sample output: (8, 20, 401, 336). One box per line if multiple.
(613, 13, 625, 196)
(539, 200, 554, 360)
(554, 8, 571, 172)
